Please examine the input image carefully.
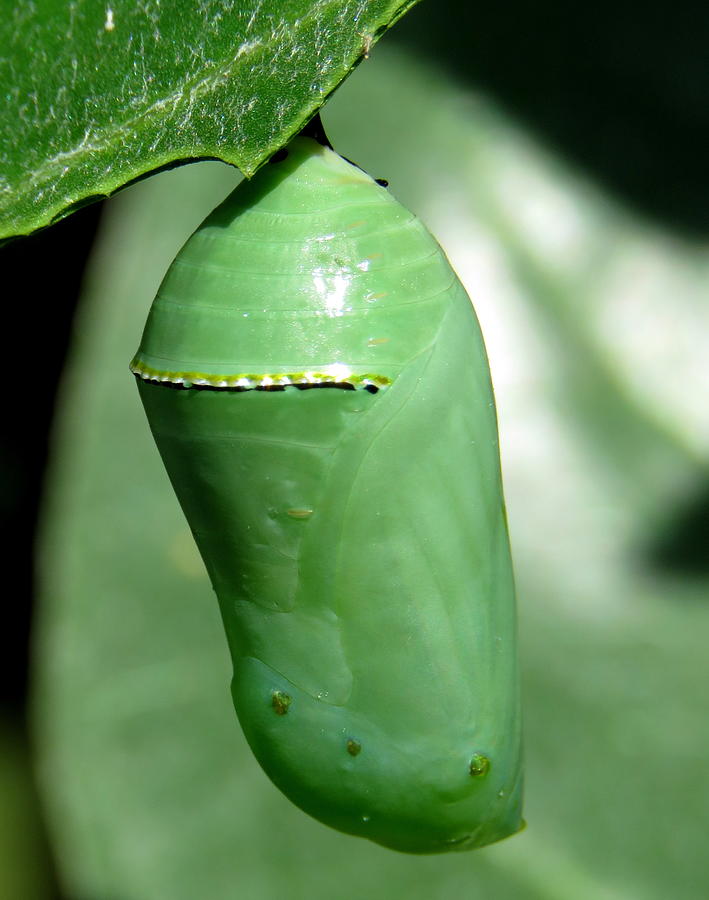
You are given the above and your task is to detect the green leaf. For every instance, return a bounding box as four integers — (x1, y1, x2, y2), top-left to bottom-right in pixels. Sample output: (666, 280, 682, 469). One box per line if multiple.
(0, 0, 419, 239)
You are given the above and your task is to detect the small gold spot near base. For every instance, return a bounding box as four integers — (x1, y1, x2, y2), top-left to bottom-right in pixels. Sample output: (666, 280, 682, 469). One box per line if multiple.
(271, 691, 291, 715)
(287, 508, 313, 519)
(469, 753, 490, 778)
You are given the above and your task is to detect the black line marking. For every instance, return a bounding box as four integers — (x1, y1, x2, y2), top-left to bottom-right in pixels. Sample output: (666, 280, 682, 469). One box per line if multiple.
(135, 375, 378, 394)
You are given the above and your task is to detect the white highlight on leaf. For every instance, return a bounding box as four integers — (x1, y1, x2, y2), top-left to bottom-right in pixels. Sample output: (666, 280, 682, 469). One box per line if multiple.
(104, 7, 115, 31)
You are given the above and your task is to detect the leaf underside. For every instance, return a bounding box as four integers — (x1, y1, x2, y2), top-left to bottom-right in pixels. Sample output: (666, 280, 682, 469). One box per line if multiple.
(0, 0, 419, 239)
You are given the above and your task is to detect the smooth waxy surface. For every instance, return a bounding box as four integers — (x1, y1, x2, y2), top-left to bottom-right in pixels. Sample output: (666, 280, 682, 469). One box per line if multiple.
(134, 138, 522, 852)
(133, 138, 451, 385)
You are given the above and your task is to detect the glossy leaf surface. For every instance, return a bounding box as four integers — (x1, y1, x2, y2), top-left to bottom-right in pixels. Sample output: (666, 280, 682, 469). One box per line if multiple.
(0, 0, 418, 239)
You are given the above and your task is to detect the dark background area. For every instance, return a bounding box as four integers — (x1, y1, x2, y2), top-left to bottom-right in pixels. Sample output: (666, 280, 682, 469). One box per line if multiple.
(396, 1, 709, 236)
(2, 202, 102, 900)
(2, 2, 707, 895)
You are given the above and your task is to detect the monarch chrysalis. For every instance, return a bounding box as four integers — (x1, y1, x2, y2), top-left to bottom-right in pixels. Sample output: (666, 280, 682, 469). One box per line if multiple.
(131, 136, 522, 853)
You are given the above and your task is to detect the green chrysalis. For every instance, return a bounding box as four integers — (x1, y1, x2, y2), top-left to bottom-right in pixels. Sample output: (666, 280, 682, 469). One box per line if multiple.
(131, 137, 522, 853)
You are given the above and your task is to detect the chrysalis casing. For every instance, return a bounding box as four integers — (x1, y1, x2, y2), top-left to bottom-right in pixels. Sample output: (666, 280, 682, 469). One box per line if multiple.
(131, 137, 522, 853)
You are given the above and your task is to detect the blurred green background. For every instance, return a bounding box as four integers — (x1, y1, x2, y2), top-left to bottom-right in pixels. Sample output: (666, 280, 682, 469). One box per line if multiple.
(3, 7, 709, 898)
